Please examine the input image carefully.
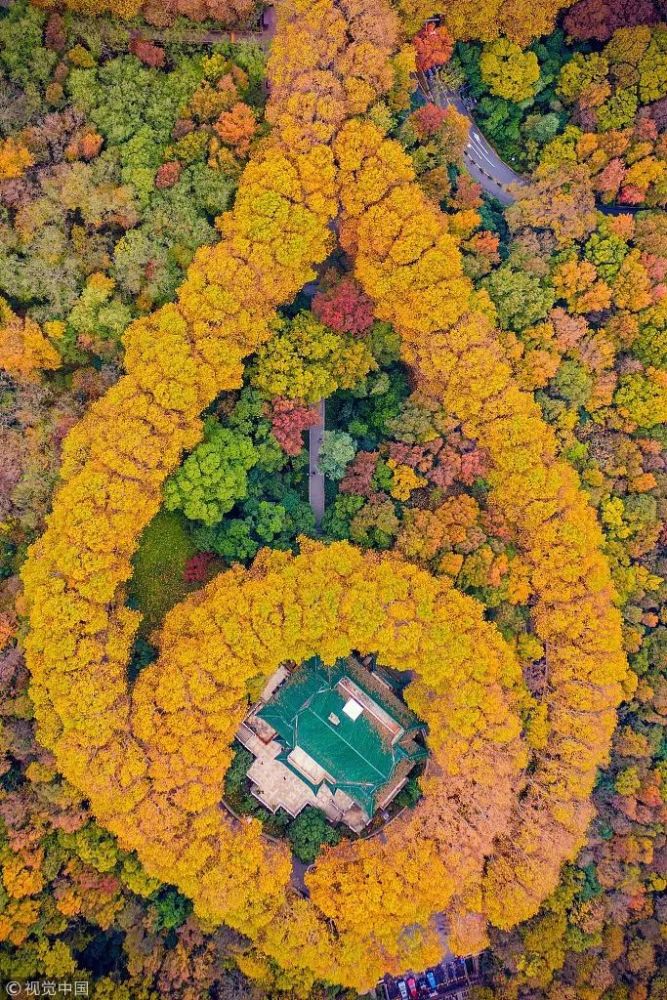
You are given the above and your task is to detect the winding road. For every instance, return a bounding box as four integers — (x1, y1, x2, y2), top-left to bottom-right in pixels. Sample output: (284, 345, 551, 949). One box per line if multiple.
(418, 68, 641, 219)
(418, 69, 525, 205)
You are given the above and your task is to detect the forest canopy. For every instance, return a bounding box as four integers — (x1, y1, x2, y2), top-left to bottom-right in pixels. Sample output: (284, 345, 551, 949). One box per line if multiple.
(1, 0, 666, 998)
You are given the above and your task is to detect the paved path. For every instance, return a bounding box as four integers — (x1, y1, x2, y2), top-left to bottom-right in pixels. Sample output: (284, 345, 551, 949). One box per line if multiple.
(291, 856, 310, 896)
(123, 4, 276, 48)
(308, 400, 326, 525)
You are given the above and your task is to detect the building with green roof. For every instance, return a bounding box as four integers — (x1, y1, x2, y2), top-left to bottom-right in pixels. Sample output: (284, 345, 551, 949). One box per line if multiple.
(237, 656, 427, 832)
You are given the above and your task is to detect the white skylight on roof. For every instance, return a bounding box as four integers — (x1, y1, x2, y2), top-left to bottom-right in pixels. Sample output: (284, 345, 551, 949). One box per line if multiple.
(342, 697, 363, 721)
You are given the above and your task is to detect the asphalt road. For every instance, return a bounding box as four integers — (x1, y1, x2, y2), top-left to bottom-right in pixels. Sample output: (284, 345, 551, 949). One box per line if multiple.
(418, 69, 641, 219)
(418, 70, 525, 205)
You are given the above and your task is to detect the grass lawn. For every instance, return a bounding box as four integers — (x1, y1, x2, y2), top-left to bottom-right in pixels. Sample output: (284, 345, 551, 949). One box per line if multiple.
(129, 510, 198, 638)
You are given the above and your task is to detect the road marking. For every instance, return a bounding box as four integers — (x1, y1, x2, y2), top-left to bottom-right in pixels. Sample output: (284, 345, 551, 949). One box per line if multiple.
(470, 144, 502, 169)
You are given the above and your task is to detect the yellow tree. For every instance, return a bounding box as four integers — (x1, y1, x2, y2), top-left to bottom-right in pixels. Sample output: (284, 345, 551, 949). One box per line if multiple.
(0, 299, 60, 381)
(334, 114, 630, 933)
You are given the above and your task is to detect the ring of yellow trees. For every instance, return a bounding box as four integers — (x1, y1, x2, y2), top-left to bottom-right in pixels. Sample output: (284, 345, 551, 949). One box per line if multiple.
(129, 539, 526, 990)
(20, 0, 635, 993)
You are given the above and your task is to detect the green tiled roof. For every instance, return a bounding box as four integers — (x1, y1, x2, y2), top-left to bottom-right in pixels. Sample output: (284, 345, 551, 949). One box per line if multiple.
(256, 657, 426, 817)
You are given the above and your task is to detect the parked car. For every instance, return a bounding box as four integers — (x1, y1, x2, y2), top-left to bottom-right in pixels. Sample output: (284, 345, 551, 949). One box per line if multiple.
(406, 977, 418, 999)
(426, 970, 438, 992)
(397, 981, 408, 1000)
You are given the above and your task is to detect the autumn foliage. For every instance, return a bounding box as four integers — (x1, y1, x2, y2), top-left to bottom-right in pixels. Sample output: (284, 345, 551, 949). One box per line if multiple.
(311, 277, 375, 335)
(17, 0, 637, 990)
(334, 115, 631, 937)
(268, 397, 319, 455)
(397, 0, 580, 46)
(0, 136, 34, 181)
(0, 298, 61, 381)
(32, 0, 257, 28)
(414, 21, 454, 72)
(564, 0, 667, 41)
(214, 102, 257, 156)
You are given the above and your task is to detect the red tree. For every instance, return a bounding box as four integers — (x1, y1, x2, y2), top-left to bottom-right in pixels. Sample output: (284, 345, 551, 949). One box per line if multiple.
(564, 0, 663, 41)
(452, 174, 484, 210)
(312, 279, 374, 335)
(155, 161, 182, 189)
(45, 13, 66, 51)
(183, 552, 214, 584)
(269, 398, 318, 456)
(339, 451, 383, 499)
(411, 103, 448, 139)
(129, 37, 167, 68)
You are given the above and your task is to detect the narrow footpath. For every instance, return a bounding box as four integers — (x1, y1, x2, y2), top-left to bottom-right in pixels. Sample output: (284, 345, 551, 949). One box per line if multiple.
(309, 399, 326, 526)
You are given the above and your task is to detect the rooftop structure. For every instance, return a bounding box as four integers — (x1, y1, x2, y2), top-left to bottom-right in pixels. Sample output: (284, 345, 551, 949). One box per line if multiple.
(236, 657, 427, 833)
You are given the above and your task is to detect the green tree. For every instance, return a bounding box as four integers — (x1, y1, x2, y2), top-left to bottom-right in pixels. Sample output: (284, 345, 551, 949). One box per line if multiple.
(164, 419, 258, 526)
(523, 112, 562, 145)
(550, 359, 594, 409)
(584, 230, 629, 282)
(287, 807, 342, 863)
(633, 302, 667, 369)
(318, 431, 357, 480)
(350, 499, 400, 549)
(66, 273, 132, 350)
(149, 886, 193, 932)
(67, 55, 200, 149)
(0, 3, 56, 89)
(129, 510, 197, 636)
(195, 519, 260, 563)
(321, 494, 365, 541)
(367, 321, 402, 366)
(482, 264, 555, 330)
(243, 495, 314, 546)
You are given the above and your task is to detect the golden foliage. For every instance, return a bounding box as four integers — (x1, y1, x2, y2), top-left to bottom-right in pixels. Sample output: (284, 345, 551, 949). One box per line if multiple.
(335, 114, 631, 933)
(0, 298, 61, 381)
(20, 0, 629, 988)
(0, 136, 34, 181)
